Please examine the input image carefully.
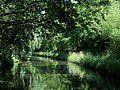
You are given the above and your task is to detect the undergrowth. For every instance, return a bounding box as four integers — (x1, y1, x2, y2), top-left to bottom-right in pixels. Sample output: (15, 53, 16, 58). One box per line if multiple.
(68, 51, 120, 76)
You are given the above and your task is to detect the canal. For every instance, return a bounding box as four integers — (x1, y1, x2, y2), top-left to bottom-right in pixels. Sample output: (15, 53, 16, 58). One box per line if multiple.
(0, 56, 120, 90)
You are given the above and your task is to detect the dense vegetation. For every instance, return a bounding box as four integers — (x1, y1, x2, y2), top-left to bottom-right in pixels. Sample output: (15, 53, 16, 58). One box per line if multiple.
(1, 0, 120, 90)
(0, 0, 120, 76)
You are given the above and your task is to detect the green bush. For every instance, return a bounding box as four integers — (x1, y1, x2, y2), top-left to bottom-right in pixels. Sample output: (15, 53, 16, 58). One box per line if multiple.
(101, 1, 120, 53)
(67, 51, 120, 76)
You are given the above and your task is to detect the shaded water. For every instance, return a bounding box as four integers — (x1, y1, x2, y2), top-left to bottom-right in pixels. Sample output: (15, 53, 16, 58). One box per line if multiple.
(0, 56, 120, 90)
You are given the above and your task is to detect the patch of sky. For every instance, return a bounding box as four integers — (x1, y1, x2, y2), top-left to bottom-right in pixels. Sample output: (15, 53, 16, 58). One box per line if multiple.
(64, 0, 78, 3)
(41, 10, 45, 14)
(71, 0, 78, 4)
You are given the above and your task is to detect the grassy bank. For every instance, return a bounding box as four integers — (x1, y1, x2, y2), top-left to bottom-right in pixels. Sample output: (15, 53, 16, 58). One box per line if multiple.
(68, 52, 120, 76)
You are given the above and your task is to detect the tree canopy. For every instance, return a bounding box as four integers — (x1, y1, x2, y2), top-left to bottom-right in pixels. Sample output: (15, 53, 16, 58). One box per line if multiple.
(0, 0, 119, 69)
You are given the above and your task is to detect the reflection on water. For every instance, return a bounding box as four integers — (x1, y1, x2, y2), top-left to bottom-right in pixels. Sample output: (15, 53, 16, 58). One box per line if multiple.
(68, 63, 120, 90)
(0, 57, 120, 90)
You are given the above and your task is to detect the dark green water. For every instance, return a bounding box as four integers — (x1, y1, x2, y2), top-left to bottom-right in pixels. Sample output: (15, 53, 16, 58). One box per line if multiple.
(0, 56, 120, 90)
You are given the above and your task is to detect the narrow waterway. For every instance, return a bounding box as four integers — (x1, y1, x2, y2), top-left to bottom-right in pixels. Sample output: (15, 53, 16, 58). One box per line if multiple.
(0, 56, 120, 90)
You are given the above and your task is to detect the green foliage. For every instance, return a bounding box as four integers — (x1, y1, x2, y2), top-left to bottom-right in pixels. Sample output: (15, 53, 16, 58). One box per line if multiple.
(68, 51, 120, 76)
(0, 0, 119, 70)
(0, 48, 14, 70)
(0, 0, 43, 66)
(39, 0, 79, 52)
(69, 0, 111, 53)
(101, 1, 120, 52)
(39, 0, 112, 53)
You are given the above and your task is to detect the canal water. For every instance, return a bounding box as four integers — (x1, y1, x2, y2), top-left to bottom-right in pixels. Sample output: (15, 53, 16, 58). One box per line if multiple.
(0, 56, 120, 90)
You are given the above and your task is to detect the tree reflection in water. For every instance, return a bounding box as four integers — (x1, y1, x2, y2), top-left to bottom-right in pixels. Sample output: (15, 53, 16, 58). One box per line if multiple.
(0, 57, 120, 90)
